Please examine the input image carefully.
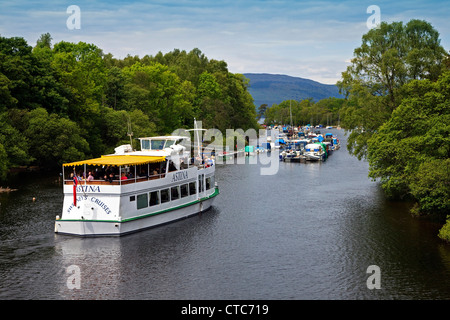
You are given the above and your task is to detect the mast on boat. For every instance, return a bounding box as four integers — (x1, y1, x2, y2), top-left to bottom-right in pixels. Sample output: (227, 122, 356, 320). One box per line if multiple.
(185, 118, 206, 163)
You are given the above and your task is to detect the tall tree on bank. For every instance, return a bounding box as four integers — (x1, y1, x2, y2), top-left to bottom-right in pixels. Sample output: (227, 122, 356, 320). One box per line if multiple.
(337, 19, 450, 239)
(337, 19, 447, 160)
(366, 71, 450, 240)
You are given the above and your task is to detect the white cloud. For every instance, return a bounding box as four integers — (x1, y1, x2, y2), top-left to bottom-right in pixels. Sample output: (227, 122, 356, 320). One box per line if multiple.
(0, 0, 448, 84)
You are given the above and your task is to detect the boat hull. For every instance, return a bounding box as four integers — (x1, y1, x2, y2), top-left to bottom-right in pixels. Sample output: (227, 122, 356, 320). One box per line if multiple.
(55, 187, 219, 237)
(305, 153, 325, 161)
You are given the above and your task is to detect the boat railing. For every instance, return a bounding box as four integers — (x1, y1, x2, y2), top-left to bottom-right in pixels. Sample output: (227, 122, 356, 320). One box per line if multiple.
(64, 173, 166, 186)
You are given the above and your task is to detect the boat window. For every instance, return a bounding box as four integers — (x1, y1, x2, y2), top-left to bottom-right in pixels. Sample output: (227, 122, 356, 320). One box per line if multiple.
(130, 196, 136, 202)
(171, 186, 180, 200)
(180, 184, 189, 198)
(151, 140, 165, 150)
(206, 177, 211, 190)
(189, 182, 196, 195)
(161, 189, 170, 203)
(165, 140, 175, 148)
(149, 191, 159, 206)
(137, 194, 148, 210)
(141, 140, 150, 150)
(199, 174, 204, 192)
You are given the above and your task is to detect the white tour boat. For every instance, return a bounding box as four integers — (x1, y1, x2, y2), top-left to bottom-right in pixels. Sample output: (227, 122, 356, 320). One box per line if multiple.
(55, 133, 219, 236)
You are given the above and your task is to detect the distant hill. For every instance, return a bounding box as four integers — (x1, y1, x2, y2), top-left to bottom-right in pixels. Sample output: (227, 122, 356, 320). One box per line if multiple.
(243, 73, 343, 108)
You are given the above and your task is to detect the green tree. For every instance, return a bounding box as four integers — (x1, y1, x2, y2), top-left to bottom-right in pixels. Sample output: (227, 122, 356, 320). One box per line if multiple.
(257, 104, 267, 121)
(223, 73, 258, 131)
(0, 143, 8, 180)
(35, 33, 52, 49)
(0, 72, 16, 111)
(0, 36, 40, 109)
(24, 108, 90, 168)
(338, 19, 448, 160)
(122, 62, 187, 133)
(195, 71, 223, 128)
(52, 40, 106, 119)
(367, 71, 450, 210)
(105, 66, 126, 109)
(0, 110, 32, 178)
(410, 159, 450, 216)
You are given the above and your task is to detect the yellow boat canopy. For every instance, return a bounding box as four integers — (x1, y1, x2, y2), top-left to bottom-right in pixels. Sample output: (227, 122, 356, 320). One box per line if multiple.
(63, 155, 166, 167)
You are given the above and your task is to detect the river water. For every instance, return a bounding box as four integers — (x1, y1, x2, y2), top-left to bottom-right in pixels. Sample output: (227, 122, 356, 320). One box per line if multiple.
(1, 129, 450, 301)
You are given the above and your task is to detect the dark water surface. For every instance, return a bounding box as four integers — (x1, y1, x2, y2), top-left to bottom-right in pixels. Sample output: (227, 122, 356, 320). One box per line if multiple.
(1, 129, 450, 300)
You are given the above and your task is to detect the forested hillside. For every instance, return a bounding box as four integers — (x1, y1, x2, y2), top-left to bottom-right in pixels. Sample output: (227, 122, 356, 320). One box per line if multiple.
(244, 73, 342, 108)
(0, 34, 258, 179)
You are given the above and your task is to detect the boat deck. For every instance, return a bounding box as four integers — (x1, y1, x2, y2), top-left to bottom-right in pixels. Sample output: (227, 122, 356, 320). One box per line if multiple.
(64, 174, 166, 185)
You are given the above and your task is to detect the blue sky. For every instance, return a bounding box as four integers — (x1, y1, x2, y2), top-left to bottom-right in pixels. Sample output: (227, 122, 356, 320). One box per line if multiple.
(0, 0, 449, 84)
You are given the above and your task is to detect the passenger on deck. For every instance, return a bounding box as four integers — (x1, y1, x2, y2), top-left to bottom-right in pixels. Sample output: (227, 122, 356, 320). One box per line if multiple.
(205, 158, 214, 167)
(104, 172, 115, 183)
(139, 169, 148, 178)
(86, 172, 94, 181)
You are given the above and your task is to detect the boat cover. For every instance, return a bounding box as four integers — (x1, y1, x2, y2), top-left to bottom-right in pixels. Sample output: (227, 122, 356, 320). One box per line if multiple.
(305, 144, 321, 151)
(63, 155, 166, 167)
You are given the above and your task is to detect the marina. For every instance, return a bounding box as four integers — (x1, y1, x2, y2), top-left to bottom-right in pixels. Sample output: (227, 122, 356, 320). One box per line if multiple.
(266, 125, 340, 163)
(1, 129, 450, 300)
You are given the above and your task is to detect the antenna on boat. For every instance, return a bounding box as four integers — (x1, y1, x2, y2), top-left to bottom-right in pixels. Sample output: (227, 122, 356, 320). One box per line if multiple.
(290, 100, 293, 128)
(126, 114, 133, 148)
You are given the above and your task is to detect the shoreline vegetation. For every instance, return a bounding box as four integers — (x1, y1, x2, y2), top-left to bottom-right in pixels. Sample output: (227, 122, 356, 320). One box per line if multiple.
(1, 18, 449, 241)
(0, 34, 260, 177)
(335, 19, 450, 242)
(262, 19, 449, 241)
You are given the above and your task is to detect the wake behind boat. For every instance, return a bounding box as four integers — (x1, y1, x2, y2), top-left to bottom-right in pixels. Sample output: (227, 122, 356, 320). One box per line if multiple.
(55, 127, 219, 237)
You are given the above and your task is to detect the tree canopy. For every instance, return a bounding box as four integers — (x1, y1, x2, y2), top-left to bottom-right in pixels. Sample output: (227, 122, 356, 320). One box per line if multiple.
(0, 35, 258, 179)
(263, 97, 345, 127)
(336, 19, 449, 240)
(367, 72, 450, 204)
(337, 19, 448, 160)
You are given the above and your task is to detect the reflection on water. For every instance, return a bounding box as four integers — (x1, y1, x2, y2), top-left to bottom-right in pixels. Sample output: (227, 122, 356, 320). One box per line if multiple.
(1, 129, 450, 300)
(52, 208, 222, 300)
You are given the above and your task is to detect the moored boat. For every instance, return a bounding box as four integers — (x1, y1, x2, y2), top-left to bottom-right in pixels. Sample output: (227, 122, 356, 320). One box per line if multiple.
(304, 143, 326, 161)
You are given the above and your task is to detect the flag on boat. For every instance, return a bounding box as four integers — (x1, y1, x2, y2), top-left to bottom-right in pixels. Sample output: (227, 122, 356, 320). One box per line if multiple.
(73, 175, 78, 206)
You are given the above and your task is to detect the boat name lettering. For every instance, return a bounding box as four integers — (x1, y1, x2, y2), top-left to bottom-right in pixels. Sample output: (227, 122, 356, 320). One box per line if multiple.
(91, 197, 112, 215)
(66, 196, 112, 215)
(171, 171, 188, 182)
(76, 185, 101, 193)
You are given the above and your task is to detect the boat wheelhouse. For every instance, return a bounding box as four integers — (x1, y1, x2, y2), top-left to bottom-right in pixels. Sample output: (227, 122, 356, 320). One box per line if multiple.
(55, 135, 219, 236)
